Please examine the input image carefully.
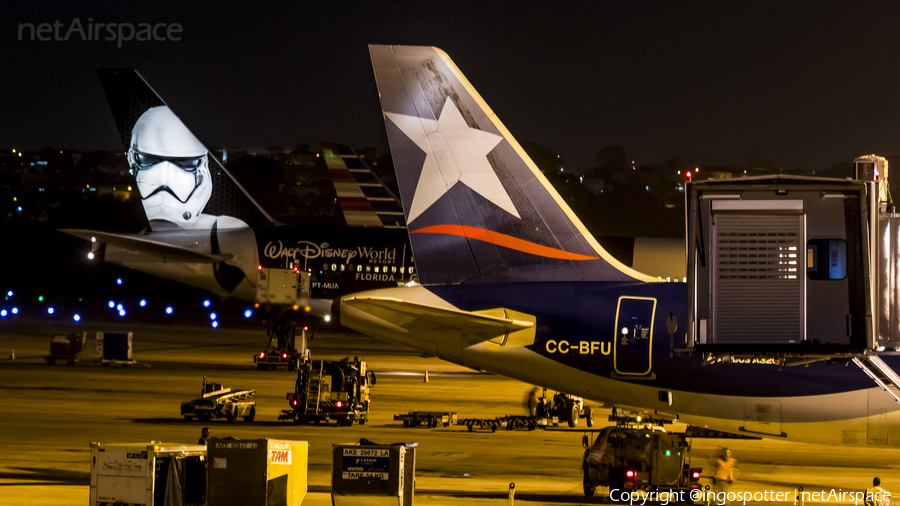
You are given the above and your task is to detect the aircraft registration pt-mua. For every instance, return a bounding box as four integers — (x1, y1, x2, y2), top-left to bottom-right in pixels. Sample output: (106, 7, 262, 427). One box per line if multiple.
(341, 44, 900, 448)
(61, 69, 417, 322)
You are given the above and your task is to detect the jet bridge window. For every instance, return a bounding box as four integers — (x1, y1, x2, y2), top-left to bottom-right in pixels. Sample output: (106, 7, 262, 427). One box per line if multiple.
(807, 240, 847, 280)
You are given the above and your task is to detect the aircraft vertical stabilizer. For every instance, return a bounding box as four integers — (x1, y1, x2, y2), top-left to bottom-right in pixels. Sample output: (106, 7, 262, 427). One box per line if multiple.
(369, 45, 657, 285)
(98, 69, 274, 231)
(320, 142, 406, 229)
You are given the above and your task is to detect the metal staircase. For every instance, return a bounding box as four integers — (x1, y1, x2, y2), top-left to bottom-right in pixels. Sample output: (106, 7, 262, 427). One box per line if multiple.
(853, 355, 900, 405)
(304, 360, 323, 414)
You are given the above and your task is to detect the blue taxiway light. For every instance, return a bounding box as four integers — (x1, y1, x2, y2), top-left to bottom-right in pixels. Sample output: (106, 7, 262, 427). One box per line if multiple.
(118, 309, 126, 317)
(203, 299, 211, 308)
(0, 309, 7, 317)
(73, 314, 81, 322)
(11, 307, 18, 315)
(165, 306, 173, 315)
(210, 312, 217, 320)
(139, 299, 147, 307)
(6, 291, 11, 297)
(116, 278, 123, 285)
(243, 309, 253, 318)
(116, 304, 123, 311)
(47, 307, 55, 315)
(108, 300, 115, 308)
(212, 320, 219, 328)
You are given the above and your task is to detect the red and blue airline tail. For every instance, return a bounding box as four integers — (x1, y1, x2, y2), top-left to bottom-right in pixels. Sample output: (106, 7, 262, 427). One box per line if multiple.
(369, 45, 657, 285)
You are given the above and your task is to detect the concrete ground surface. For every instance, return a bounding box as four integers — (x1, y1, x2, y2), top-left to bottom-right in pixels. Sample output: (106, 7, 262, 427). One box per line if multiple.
(2, 318, 900, 505)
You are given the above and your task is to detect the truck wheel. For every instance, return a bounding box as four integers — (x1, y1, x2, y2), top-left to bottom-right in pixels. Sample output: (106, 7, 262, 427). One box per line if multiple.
(403, 420, 410, 428)
(359, 418, 366, 425)
(585, 407, 594, 428)
(491, 425, 497, 433)
(582, 463, 596, 497)
(226, 409, 236, 424)
(568, 403, 580, 428)
(467, 425, 473, 432)
(243, 406, 256, 422)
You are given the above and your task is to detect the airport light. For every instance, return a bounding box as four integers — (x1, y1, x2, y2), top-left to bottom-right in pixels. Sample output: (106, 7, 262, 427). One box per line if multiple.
(165, 306, 174, 315)
(0, 310, 6, 318)
(108, 300, 115, 308)
(118, 309, 126, 317)
(38, 296, 43, 302)
(11, 307, 18, 315)
(203, 299, 211, 308)
(243, 309, 253, 318)
(87, 252, 94, 260)
(6, 291, 11, 297)
(324, 315, 331, 322)
(210, 312, 217, 320)
(117, 304, 123, 311)
(139, 299, 147, 307)
(47, 307, 55, 315)
(73, 314, 81, 322)
(212, 321, 219, 328)
(116, 278, 123, 285)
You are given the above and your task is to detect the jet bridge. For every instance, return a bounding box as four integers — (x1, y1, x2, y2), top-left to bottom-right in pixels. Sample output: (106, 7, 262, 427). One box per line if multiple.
(685, 157, 900, 402)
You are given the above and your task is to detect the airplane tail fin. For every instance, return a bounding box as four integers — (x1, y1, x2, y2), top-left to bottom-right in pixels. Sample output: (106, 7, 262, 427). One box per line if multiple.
(369, 45, 656, 285)
(98, 69, 274, 230)
(320, 142, 406, 229)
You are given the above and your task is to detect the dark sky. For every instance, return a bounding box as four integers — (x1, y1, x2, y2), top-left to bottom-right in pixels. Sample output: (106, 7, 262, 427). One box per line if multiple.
(4, 2, 900, 170)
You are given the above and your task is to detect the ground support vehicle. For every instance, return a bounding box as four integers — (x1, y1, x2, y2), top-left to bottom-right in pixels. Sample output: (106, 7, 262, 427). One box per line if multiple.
(394, 411, 458, 428)
(45, 332, 87, 365)
(180, 379, 256, 423)
(582, 413, 701, 501)
(254, 319, 307, 371)
(501, 415, 551, 430)
(536, 389, 594, 428)
(279, 356, 375, 426)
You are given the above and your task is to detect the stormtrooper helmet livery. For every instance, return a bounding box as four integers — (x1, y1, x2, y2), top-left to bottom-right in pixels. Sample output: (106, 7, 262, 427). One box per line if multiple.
(127, 106, 212, 227)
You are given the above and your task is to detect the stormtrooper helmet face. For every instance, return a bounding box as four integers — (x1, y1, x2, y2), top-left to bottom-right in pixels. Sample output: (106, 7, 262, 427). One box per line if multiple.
(127, 106, 211, 226)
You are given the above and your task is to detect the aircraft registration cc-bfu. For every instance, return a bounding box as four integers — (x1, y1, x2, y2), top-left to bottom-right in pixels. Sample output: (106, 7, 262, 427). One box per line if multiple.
(341, 44, 900, 448)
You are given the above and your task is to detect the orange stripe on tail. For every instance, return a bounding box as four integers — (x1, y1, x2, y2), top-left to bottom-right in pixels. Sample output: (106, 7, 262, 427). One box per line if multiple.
(411, 225, 598, 261)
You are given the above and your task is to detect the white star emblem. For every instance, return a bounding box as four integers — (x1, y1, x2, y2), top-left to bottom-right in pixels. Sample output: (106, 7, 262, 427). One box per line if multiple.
(386, 98, 520, 223)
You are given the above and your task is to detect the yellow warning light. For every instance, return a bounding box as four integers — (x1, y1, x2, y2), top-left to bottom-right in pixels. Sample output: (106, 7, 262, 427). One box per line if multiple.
(292, 305, 299, 310)
(127, 186, 132, 191)
(304, 306, 311, 312)
(254, 303, 259, 308)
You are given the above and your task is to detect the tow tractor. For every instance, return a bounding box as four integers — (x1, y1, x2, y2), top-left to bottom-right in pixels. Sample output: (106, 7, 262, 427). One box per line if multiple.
(180, 378, 256, 423)
(582, 410, 701, 501)
(278, 356, 376, 426)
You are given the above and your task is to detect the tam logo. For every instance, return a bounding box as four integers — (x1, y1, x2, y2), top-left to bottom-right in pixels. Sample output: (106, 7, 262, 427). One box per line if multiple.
(270, 450, 291, 465)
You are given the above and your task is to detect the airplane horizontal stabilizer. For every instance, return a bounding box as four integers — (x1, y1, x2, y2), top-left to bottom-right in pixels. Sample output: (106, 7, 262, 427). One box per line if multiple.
(60, 229, 234, 264)
(342, 294, 535, 349)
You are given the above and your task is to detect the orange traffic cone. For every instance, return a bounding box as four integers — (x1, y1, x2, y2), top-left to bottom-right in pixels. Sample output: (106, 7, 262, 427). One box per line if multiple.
(9, 349, 14, 360)
(423, 370, 429, 383)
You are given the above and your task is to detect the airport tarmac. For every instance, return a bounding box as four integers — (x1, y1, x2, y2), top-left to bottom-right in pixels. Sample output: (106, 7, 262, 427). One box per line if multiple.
(2, 318, 900, 505)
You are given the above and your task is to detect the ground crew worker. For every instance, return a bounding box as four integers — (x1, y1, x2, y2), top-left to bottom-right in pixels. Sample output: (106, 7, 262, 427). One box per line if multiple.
(713, 447, 737, 495)
(198, 427, 210, 445)
(866, 477, 889, 506)
(526, 388, 538, 417)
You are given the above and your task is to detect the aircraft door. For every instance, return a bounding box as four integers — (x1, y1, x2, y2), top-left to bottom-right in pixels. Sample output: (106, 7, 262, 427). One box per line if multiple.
(613, 297, 656, 376)
(867, 387, 900, 446)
